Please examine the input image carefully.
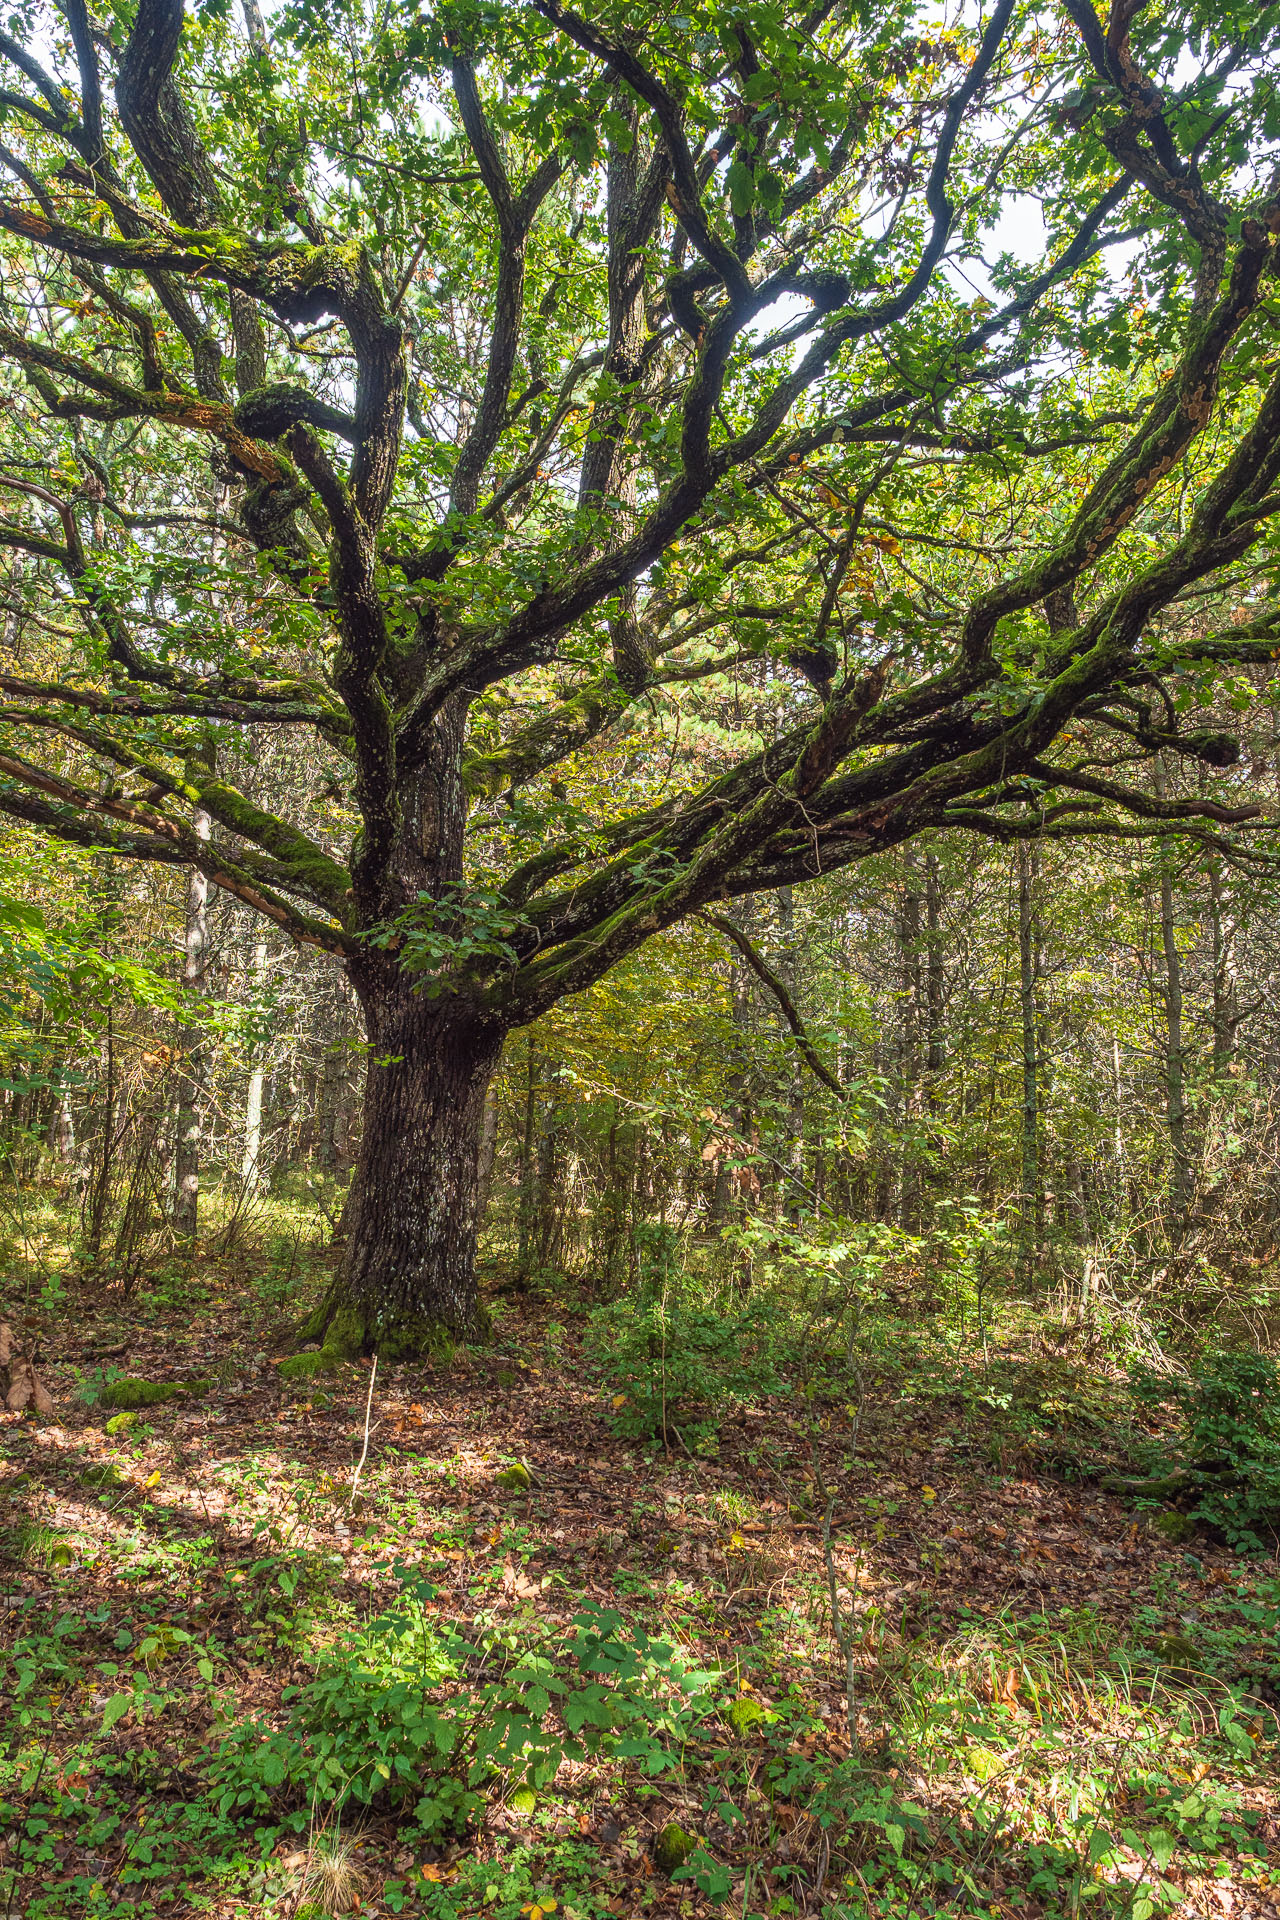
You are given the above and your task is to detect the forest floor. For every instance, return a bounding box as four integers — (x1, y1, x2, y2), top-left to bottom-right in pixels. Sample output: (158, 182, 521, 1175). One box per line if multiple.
(1, 1220, 1278, 1920)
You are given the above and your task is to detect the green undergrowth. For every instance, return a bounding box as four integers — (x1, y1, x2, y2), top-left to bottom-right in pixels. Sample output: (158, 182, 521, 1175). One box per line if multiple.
(1, 1212, 1278, 1917)
(207, 1578, 723, 1836)
(2, 1575, 1275, 1920)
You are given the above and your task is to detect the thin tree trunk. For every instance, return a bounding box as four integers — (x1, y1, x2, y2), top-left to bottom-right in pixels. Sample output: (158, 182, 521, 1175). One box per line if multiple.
(173, 796, 212, 1241)
(1112, 1033, 1126, 1195)
(924, 850, 945, 1089)
(776, 887, 806, 1216)
(517, 1035, 539, 1282)
(242, 936, 268, 1193)
(710, 946, 750, 1224)
(48, 1076, 75, 1163)
(1208, 857, 1236, 1085)
(1154, 759, 1190, 1213)
(893, 869, 923, 1225)
(1017, 840, 1042, 1277)
(85, 1007, 116, 1258)
(475, 1071, 500, 1233)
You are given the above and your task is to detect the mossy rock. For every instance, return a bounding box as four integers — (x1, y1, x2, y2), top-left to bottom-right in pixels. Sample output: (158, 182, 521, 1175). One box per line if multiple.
(8, 1520, 68, 1567)
(495, 1461, 532, 1491)
(509, 1786, 537, 1817)
(1150, 1509, 1196, 1544)
(100, 1378, 181, 1410)
(1149, 1632, 1200, 1670)
(724, 1695, 766, 1736)
(963, 1744, 1005, 1783)
(81, 1463, 124, 1490)
(279, 1349, 340, 1382)
(104, 1411, 139, 1437)
(653, 1822, 699, 1876)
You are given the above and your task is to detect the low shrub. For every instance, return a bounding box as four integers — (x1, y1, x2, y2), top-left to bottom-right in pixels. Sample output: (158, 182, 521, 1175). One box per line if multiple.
(1129, 1349, 1280, 1551)
(206, 1582, 721, 1837)
(586, 1295, 791, 1443)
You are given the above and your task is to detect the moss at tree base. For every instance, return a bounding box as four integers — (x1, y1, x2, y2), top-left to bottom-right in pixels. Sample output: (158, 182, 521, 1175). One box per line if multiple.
(373, 1312, 459, 1364)
(293, 1289, 485, 1363)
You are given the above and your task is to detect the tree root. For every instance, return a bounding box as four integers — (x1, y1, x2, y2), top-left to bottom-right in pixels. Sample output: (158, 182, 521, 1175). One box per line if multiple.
(1100, 1468, 1194, 1498)
(1100, 1462, 1242, 1499)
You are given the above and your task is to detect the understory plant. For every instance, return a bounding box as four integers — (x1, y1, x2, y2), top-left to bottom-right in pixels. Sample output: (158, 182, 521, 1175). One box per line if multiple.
(206, 1582, 721, 1837)
(587, 1291, 794, 1444)
(1129, 1350, 1280, 1550)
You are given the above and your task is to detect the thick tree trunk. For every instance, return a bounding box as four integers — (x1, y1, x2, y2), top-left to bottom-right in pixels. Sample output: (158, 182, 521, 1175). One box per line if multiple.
(301, 974, 505, 1356)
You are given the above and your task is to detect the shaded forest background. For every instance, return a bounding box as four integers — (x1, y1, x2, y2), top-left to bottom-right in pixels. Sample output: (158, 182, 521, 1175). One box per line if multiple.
(5, 702, 1279, 1334)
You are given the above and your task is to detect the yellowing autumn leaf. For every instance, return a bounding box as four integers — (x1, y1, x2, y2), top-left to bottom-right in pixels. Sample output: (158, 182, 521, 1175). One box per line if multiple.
(920, 1485, 937, 1502)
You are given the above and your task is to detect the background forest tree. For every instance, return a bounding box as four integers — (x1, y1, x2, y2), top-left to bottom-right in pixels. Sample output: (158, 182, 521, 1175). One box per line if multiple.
(1, 0, 1280, 1359)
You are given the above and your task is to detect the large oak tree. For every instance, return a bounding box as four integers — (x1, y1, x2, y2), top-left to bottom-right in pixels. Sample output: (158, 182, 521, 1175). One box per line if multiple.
(1, 0, 1279, 1352)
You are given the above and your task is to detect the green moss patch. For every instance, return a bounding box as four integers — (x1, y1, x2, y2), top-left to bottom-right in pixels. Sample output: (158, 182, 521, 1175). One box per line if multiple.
(81, 1463, 124, 1490)
(100, 1378, 181, 1410)
(279, 1349, 340, 1382)
(653, 1822, 699, 1875)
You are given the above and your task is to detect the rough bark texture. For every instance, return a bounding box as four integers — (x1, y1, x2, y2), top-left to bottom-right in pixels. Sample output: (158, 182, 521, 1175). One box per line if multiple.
(301, 976, 505, 1356)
